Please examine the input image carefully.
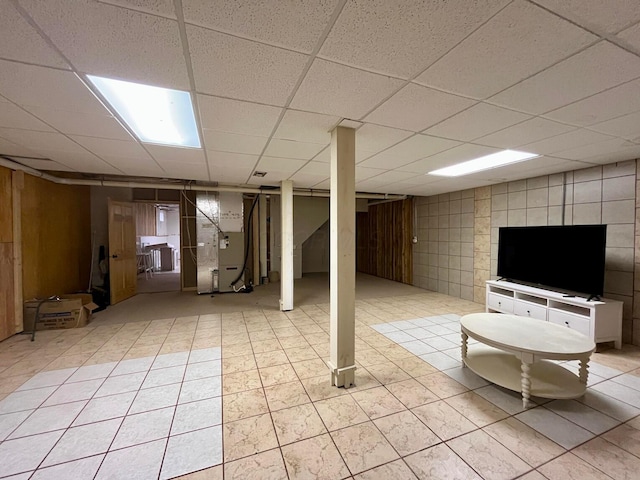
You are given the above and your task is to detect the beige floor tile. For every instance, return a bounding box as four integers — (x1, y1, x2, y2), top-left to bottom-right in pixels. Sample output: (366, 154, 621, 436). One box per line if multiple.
(374, 411, 440, 456)
(223, 388, 269, 422)
(446, 391, 509, 427)
(353, 460, 418, 480)
(259, 364, 299, 387)
(484, 417, 565, 468)
(281, 433, 349, 480)
(252, 339, 283, 354)
(222, 342, 253, 358)
(249, 330, 277, 342)
(273, 327, 300, 338)
(222, 353, 257, 374)
(351, 386, 406, 419)
(348, 367, 382, 392)
(331, 422, 399, 475)
(393, 356, 437, 377)
(448, 429, 530, 480)
(603, 423, 640, 457)
(264, 381, 311, 412)
(225, 448, 287, 480)
(284, 346, 318, 363)
(159, 341, 192, 354)
(279, 336, 310, 350)
(300, 376, 349, 402)
(122, 344, 161, 359)
(573, 437, 640, 480)
(303, 333, 329, 345)
(271, 403, 326, 445)
(224, 413, 279, 462)
(385, 378, 439, 408)
(174, 465, 223, 480)
(223, 369, 262, 395)
(315, 395, 369, 431)
(84, 350, 125, 365)
(376, 344, 413, 361)
(412, 400, 477, 441)
(0, 373, 32, 394)
(222, 333, 251, 346)
(416, 372, 468, 398)
(255, 350, 290, 369)
(404, 444, 482, 480)
(291, 359, 329, 379)
(538, 453, 613, 480)
(356, 349, 389, 367)
(191, 337, 221, 349)
(518, 472, 548, 480)
(365, 363, 411, 385)
(41, 353, 93, 371)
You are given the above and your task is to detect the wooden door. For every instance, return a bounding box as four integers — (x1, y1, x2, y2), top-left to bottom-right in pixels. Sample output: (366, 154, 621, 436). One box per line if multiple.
(108, 199, 137, 304)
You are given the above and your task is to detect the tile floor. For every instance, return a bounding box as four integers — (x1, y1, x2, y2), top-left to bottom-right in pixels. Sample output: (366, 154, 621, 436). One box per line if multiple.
(1, 291, 640, 479)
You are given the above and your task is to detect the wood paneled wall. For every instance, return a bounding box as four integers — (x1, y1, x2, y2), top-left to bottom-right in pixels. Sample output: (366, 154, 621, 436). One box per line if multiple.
(356, 198, 413, 284)
(135, 203, 157, 236)
(0, 166, 15, 340)
(21, 175, 91, 300)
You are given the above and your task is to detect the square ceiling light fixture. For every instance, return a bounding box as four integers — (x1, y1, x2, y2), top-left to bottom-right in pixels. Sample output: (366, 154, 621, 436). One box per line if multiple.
(428, 150, 539, 177)
(87, 75, 201, 148)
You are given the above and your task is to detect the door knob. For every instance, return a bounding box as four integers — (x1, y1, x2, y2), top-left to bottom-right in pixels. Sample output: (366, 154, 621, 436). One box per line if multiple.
(111, 254, 119, 259)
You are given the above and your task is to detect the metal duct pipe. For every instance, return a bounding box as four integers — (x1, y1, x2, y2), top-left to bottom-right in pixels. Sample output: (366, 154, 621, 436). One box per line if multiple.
(0, 156, 406, 200)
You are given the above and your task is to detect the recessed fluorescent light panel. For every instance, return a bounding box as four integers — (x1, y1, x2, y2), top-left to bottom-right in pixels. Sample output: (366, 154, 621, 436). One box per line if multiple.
(87, 75, 201, 148)
(428, 150, 539, 177)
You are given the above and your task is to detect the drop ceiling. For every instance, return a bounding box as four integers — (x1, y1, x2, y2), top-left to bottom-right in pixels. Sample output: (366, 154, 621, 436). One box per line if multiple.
(1, 0, 640, 196)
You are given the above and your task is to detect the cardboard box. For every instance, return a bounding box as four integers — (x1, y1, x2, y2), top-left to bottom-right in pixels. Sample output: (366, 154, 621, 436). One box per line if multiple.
(23, 294, 99, 332)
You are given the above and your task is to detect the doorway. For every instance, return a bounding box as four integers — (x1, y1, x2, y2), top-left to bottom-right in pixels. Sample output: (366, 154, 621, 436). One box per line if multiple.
(136, 202, 181, 293)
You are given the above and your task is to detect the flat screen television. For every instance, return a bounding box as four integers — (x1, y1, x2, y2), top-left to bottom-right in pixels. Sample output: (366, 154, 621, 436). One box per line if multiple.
(497, 225, 607, 299)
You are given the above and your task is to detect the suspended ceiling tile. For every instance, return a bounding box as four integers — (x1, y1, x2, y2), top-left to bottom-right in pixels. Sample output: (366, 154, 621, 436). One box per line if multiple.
(273, 110, 340, 144)
(319, 0, 509, 79)
(98, 153, 163, 175)
(0, 128, 88, 155)
(573, 145, 640, 165)
(45, 151, 123, 174)
(312, 147, 330, 163)
(359, 134, 460, 169)
(589, 111, 640, 141)
(24, 106, 133, 141)
(0, 3, 69, 68)
(188, 25, 308, 106)
(521, 129, 616, 156)
(474, 117, 577, 148)
(158, 162, 209, 181)
(424, 103, 531, 142)
(364, 84, 475, 132)
(416, 1, 596, 100)
(356, 166, 386, 182)
(264, 138, 326, 160)
(197, 95, 282, 137)
(399, 144, 501, 174)
(290, 59, 404, 120)
(313, 179, 331, 189)
(209, 166, 254, 185)
(617, 22, 640, 51)
(20, 0, 189, 89)
(366, 170, 421, 184)
(0, 137, 46, 158)
(146, 145, 206, 169)
(294, 161, 329, 176)
(255, 156, 307, 173)
(543, 78, 640, 126)
(488, 42, 640, 115)
(202, 130, 268, 155)
(183, 0, 338, 53)
(0, 102, 56, 132)
(356, 124, 413, 154)
(532, 0, 640, 35)
(0, 60, 111, 115)
(247, 170, 292, 185)
(9, 157, 76, 172)
(289, 173, 329, 188)
(553, 137, 640, 161)
(70, 135, 151, 158)
(97, 0, 177, 19)
(207, 151, 259, 170)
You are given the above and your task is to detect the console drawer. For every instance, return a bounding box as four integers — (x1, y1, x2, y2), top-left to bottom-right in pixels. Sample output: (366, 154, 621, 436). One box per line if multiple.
(548, 310, 590, 338)
(487, 293, 514, 313)
(514, 301, 547, 321)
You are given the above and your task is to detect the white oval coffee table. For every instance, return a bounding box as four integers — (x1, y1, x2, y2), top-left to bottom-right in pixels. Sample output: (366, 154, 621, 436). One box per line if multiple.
(460, 313, 596, 408)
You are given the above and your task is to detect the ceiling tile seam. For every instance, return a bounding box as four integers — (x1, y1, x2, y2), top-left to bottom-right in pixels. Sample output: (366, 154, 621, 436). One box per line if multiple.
(0, 56, 72, 73)
(96, 0, 176, 21)
(174, 0, 211, 182)
(353, 0, 517, 123)
(243, 0, 349, 185)
(7, 0, 144, 176)
(285, 146, 331, 181)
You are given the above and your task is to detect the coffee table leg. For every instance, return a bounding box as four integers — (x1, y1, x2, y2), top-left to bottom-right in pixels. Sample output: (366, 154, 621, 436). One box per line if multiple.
(521, 361, 531, 409)
(579, 358, 589, 385)
(461, 332, 468, 367)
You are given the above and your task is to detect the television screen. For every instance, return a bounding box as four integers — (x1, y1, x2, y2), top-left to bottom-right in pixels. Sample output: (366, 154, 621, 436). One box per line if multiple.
(497, 225, 607, 297)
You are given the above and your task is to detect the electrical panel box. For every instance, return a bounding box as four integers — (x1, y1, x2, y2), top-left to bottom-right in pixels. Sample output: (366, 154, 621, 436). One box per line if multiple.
(218, 231, 245, 292)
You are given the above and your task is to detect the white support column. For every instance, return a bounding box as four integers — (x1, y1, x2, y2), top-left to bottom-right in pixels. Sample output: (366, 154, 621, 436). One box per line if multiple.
(328, 126, 356, 388)
(259, 195, 267, 282)
(280, 180, 294, 311)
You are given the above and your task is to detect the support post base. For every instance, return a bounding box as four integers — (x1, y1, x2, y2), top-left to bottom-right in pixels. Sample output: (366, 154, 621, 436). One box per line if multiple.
(327, 361, 356, 388)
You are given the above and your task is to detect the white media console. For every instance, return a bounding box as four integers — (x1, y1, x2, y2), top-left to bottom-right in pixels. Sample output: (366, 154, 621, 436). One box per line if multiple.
(486, 280, 623, 349)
